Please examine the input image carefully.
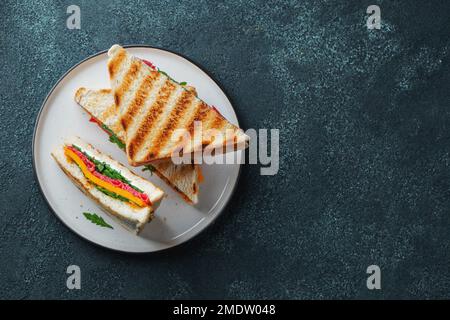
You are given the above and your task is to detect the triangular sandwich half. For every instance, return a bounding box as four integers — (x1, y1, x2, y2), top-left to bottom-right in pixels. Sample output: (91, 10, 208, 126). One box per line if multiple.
(51, 136, 164, 234)
(107, 44, 249, 166)
(75, 88, 201, 204)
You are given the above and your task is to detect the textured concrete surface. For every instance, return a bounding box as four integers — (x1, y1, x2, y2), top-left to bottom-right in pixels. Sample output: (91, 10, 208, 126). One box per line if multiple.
(1, 0, 450, 299)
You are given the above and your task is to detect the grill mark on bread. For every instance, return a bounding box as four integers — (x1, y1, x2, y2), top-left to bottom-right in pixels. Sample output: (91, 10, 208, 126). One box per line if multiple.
(108, 45, 249, 166)
(209, 115, 227, 134)
(151, 160, 199, 203)
(150, 159, 199, 198)
(153, 160, 171, 172)
(76, 86, 200, 204)
(187, 102, 210, 136)
(101, 102, 119, 121)
(148, 90, 195, 159)
(151, 169, 196, 204)
(200, 108, 223, 143)
(121, 71, 161, 131)
(77, 90, 127, 141)
(114, 93, 120, 107)
(160, 161, 194, 187)
(108, 50, 126, 79)
(172, 101, 209, 155)
(173, 165, 191, 183)
(115, 61, 142, 109)
(127, 80, 176, 161)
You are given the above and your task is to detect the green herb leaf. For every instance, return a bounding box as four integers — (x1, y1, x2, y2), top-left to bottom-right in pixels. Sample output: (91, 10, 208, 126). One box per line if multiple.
(101, 124, 114, 135)
(142, 165, 155, 175)
(157, 69, 170, 78)
(71, 144, 143, 193)
(109, 134, 126, 150)
(157, 68, 187, 86)
(96, 162, 105, 172)
(95, 186, 130, 202)
(99, 124, 126, 150)
(83, 212, 113, 229)
(71, 145, 83, 153)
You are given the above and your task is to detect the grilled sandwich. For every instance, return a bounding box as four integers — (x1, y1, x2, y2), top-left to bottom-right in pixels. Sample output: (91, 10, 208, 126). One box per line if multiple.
(75, 87, 201, 204)
(51, 136, 165, 234)
(107, 44, 249, 166)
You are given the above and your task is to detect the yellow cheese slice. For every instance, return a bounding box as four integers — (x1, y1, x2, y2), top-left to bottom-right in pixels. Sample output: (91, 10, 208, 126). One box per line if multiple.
(64, 147, 148, 207)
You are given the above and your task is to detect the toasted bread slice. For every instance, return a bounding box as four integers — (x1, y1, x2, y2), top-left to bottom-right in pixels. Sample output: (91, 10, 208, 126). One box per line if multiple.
(51, 136, 164, 234)
(75, 87, 200, 204)
(107, 44, 249, 166)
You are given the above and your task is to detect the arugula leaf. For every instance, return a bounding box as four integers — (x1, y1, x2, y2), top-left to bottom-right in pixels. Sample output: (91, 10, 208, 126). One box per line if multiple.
(109, 134, 126, 150)
(83, 212, 113, 229)
(142, 165, 155, 175)
(157, 69, 170, 79)
(100, 124, 126, 150)
(157, 68, 187, 86)
(72, 144, 128, 182)
(100, 124, 114, 135)
(95, 186, 129, 202)
(96, 162, 105, 172)
(71, 144, 143, 193)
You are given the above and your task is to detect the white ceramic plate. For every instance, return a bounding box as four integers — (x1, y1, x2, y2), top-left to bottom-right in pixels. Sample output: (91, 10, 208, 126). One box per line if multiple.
(33, 46, 242, 253)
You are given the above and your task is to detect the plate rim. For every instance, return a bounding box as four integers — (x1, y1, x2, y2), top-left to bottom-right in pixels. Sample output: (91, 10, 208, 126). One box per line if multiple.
(32, 44, 243, 254)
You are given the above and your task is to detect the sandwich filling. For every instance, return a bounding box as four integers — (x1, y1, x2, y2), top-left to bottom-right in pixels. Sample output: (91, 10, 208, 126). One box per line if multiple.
(89, 117, 125, 150)
(142, 59, 187, 87)
(64, 145, 151, 207)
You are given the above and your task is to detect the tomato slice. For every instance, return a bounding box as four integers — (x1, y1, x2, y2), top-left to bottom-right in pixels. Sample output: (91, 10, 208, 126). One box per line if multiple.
(142, 59, 157, 70)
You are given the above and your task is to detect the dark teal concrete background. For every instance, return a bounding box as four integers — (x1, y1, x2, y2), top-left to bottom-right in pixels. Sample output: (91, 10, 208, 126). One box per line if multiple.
(1, 0, 450, 299)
